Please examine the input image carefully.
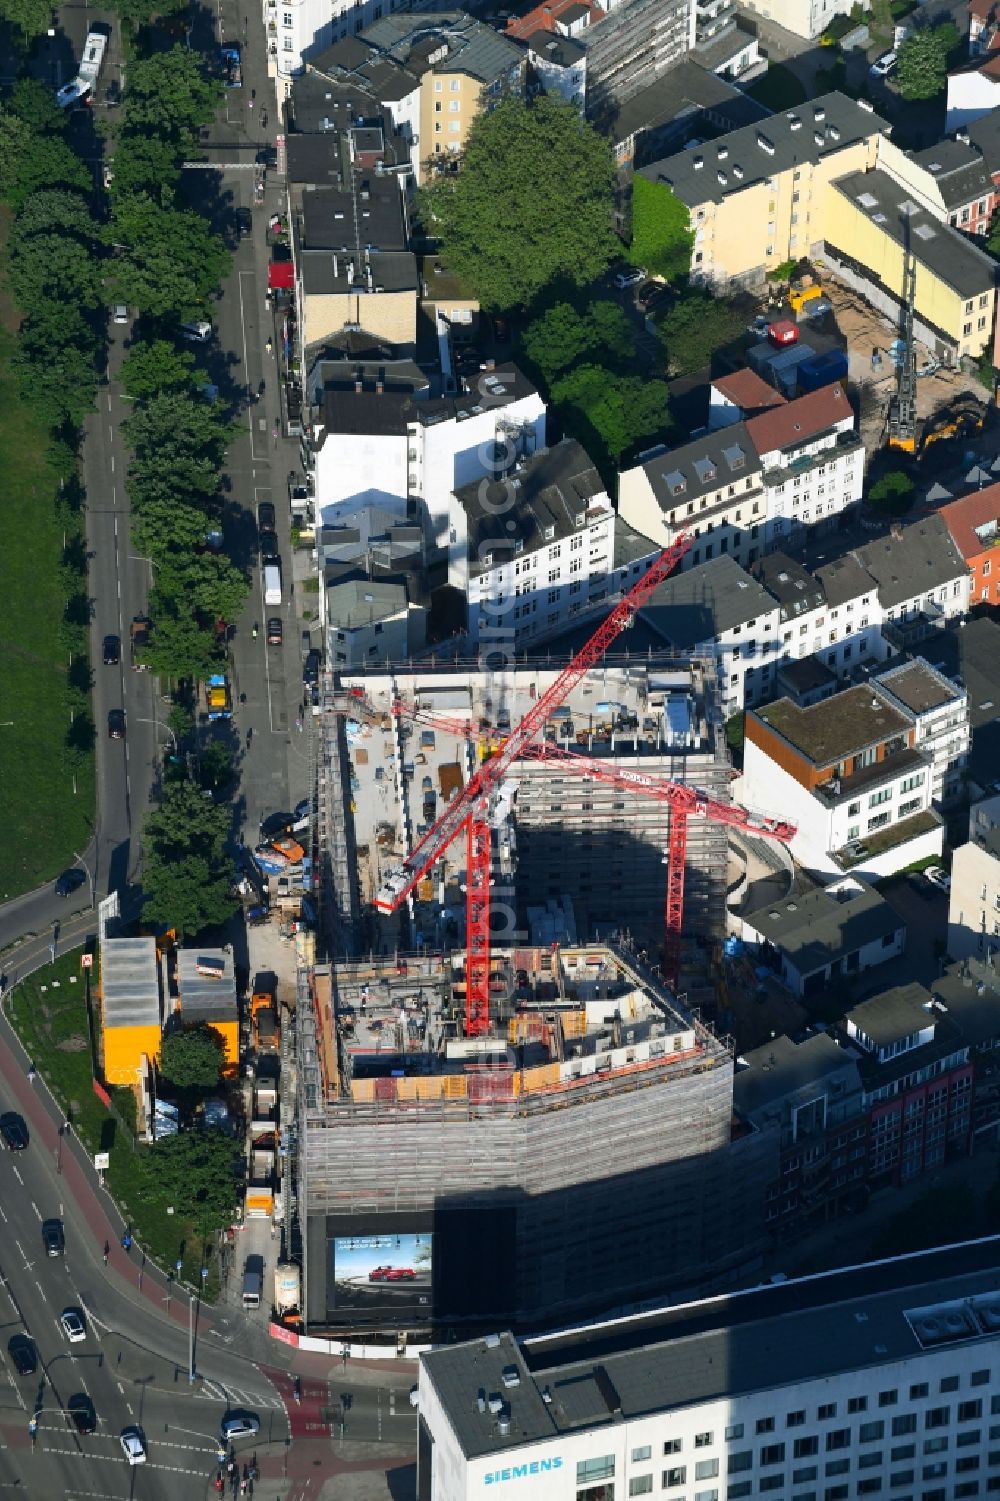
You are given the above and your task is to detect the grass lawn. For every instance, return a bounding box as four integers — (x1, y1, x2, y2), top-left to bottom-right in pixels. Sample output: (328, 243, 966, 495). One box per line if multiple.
(0, 216, 95, 900)
(8, 954, 222, 1294)
(749, 65, 809, 112)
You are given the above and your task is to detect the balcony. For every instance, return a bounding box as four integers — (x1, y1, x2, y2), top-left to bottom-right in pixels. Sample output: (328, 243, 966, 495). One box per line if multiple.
(834, 807, 942, 870)
(813, 747, 928, 808)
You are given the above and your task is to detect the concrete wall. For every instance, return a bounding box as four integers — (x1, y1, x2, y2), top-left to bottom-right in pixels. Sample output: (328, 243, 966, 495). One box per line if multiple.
(740, 0, 855, 40)
(946, 68, 1000, 133)
(948, 837, 1000, 961)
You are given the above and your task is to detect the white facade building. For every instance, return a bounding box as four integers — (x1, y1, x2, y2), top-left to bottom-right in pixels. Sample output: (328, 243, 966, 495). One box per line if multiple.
(312, 369, 546, 554)
(450, 440, 657, 651)
(875, 659, 970, 808)
(740, 682, 945, 881)
(947, 828, 1000, 961)
(417, 1240, 1000, 1501)
(618, 382, 862, 574)
(761, 550, 887, 686)
(858, 515, 971, 630)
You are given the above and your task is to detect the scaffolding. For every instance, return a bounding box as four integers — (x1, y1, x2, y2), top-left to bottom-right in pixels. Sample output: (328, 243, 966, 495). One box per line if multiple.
(317, 672, 361, 957)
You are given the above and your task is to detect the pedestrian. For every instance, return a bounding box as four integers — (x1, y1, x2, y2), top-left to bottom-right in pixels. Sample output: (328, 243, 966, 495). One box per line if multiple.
(248, 97, 254, 110)
(261, 109, 268, 128)
(246, 727, 253, 748)
(265, 337, 272, 355)
(295, 716, 302, 734)
(240, 692, 247, 704)
(27, 1063, 35, 1083)
(103, 1239, 110, 1265)
(258, 378, 266, 397)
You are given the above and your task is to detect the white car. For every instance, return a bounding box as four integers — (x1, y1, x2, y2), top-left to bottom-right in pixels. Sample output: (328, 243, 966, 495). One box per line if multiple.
(120, 1428, 147, 1465)
(60, 1308, 86, 1343)
(179, 319, 212, 343)
(924, 865, 951, 893)
(112, 304, 128, 325)
(870, 49, 897, 78)
(614, 267, 645, 290)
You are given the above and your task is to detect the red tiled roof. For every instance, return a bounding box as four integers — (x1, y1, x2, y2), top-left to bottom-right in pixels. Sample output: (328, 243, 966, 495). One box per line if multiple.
(745, 382, 853, 455)
(506, 0, 601, 38)
(940, 482, 1000, 560)
(711, 369, 787, 414)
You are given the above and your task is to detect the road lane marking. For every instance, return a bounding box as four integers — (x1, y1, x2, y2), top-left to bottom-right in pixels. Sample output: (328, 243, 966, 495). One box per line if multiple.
(29, 1201, 40, 1221)
(12, 1169, 22, 1186)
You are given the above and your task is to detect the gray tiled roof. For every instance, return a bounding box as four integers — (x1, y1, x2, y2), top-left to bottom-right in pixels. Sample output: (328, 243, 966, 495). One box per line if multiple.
(177, 948, 237, 1026)
(642, 554, 777, 647)
(640, 92, 886, 207)
(631, 424, 761, 516)
(912, 138, 994, 212)
(856, 514, 969, 610)
(743, 881, 903, 975)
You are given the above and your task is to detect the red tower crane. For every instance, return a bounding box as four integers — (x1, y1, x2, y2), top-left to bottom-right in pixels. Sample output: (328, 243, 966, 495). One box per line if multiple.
(384, 706, 796, 989)
(374, 535, 694, 1034)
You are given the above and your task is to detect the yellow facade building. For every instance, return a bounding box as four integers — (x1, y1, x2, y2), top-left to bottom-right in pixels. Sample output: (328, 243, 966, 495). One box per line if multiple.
(101, 936, 163, 1087)
(639, 92, 886, 288)
(175, 948, 240, 1077)
(824, 167, 999, 361)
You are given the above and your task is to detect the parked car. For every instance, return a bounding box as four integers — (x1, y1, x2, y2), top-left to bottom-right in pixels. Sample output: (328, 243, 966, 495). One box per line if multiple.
(112, 303, 128, 326)
(303, 648, 322, 686)
(7, 1335, 36, 1376)
(103, 634, 120, 666)
(266, 617, 282, 645)
(924, 865, 951, 893)
(0, 1113, 28, 1151)
(236, 206, 252, 238)
(259, 529, 279, 561)
(68, 1394, 97, 1434)
(60, 1308, 86, 1343)
(257, 502, 276, 531)
(107, 709, 126, 740)
(614, 266, 645, 290)
(55, 868, 87, 899)
(220, 1413, 260, 1442)
(42, 1219, 65, 1257)
(870, 49, 897, 77)
(179, 319, 212, 343)
(119, 1427, 146, 1465)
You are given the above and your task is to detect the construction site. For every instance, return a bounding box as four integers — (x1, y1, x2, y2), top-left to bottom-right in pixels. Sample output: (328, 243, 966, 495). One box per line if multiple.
(283, 542, 791, 1340)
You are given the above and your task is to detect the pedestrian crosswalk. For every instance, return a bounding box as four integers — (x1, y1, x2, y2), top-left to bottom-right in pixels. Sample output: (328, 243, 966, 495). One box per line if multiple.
(198, 1378, 285, 1412)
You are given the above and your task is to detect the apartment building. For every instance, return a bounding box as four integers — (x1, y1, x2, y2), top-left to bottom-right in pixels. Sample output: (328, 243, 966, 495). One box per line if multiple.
(638, 93, 885, 287)
(581, 0, 694, 129)
(740, 0, 860, 38)
(825, 166, 1000, 362)
(323, 577, 426, 666)
(418, 1239, 1000, 1501)
(947, 50, 1000, 133)
(307, 15, 526, 183)
(880, 134, 999, 239)
(858, 514, 971, 629)
(759, 550, 886, 688)
(707, 367, 786, 429)
(738, 877, 907, 997)
(941, 483, 1000, 608)
(875, 658, 970, 808)
(948, 828, 1000, 960)
(308, 362, 546, 553)
(264, 0, 432, 87)
(740, 682, 945, 880)
(284, 105, 418, 352)
(449, 438, 657, 650)
(618, 381, 862, 572)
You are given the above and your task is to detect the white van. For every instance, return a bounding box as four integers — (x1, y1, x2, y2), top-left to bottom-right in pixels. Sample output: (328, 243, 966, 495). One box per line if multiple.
(263, 561, 282, 606)
(179, 319, 212, 343)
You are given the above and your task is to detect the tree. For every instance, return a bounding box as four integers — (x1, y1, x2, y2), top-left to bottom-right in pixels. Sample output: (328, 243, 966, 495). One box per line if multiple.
(120, 339, 197, 401)
(199, 740, 233, 791)
(868, 470, 914, 514)
(158, 550, 248, 625)
(126, 390, 232, 477)
(552, 363, 671, 465)
(655, 289, 747, 377)
(144, 776, 231, 858)
(109, 136, 182, 201)
(120, 47, 221, 144)
(8, 230, 103, 310)
(104, 0, 187, 30)
(142, 779, 236, 936)
(420, 96, 617, 311)
(629, 176, 694, 282)
(896, 23, 959, 101)
(131, 497, 218, 558)
(108, 197, 231, 317)
(136, 1130, 238, 1236)
(8, 78, 67, 134)
(12, 187, 96, 242)
(519, 299, 636, 385)
(0, 0, 55, 43)
(15, 337, 99, 430)
(141, 606, 219, 679)
(159, 1024, 225, 1089)
(0, 133, 92, 213)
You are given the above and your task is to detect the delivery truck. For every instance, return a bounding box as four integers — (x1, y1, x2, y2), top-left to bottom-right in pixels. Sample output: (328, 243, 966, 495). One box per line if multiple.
(242, 1254, 264, 1308)
(263, 561, 281, 606)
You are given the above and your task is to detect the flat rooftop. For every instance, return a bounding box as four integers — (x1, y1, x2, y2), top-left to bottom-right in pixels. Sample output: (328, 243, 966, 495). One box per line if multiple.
(102, 936, 161, 1031)
(846, 980, 934, 1047)
(422, 1237, 1000, 1458)
(876, 658, 964, 716)
(753, 684, 912, 767)
(176, 948, 237, 1025)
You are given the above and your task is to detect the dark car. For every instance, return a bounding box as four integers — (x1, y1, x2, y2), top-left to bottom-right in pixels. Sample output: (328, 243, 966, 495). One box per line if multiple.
(108, 709, 126, 740)
(67, 1393, 97, 1434)
(303, 648, 322, 685)
(7, 1335, 36, 1377)
(257, 502, 276, 531)
(266, 617, 282, 645)
(102, 635, 121, 666)
(635, 280, 662, 309)
(236, 206, 252, 238)
(55, 868, 87, 899)
(259, 529, 279, 561)
(0, 1113, 28, 1151)
(42, 1218, 65, 1257)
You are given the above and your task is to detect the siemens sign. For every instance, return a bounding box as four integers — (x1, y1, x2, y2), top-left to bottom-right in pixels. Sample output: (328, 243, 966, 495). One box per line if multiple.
(484, 1458, 563, 1485)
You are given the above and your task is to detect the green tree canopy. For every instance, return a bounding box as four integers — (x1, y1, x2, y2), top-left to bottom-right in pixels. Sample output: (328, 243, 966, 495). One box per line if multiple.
(420, 96, 617, 311)
(552, 363, 671, 465)
(519, 298, 637, 384)
(896, 23, 959, 100)
(104, 0, 187, 31)
(13, 187, 97, 242)
(136, 1129, 239, 1236)
(0, 131, 92, 213)
(8, 78, 67, 134)
(120, 47, 221, 145)
(159, 1024, 225, 1089)
(0, 0, 54, 43)
(15, 337, 99, 429)
(131, 496, 217, 558)
(655, 288, 748, 377)
(868, 469, 914, 514)
(108, 197, 231, 317)
(142, 779, 236, 935)
(8, 230, 103, 310)
(158, 550, 248, 624)
(120, 339, 197, 401)
(628, 176, 694, 281)
(141, 604, 220, 679)
(109, 136, 183, 201)
(127, 389, 232, 468)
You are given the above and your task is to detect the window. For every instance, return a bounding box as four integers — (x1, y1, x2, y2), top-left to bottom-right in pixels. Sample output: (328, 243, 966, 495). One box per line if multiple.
(923, 1439, 948, 1455)
(728, 1485, 752, 1500)
(941, 1377, 960, 1394)
(663, 1468, 686, 1488)
(869, 787, 892, 808)
(728, 1451, 752, 1474)
(819, 1406, 837, 1422)
(850, 1398, 869, 1415)
(892, 1446, 916, 1461)
(788, 1413, 806, 1428)
(880, 1392, 899, 1408)
(826, 1431, 850, 1452)
(825, 1487, 848, 1500)
(858, 1483, 882, 1496)
(726, 1426, 745, 1442)
(894, 1417, 918, 1437)
(695, 1434, 714, 1449)
(629, 1480, 653, 1497)
(795, 1439, 820, 1459)
(450, 78, 460, 90)
(632, 1447, 652, 1464)
(923, 1463, 948, 1480)
(760, 1445, 785, 1466)
(826, 1460, 850, 1477)
(861, 1423, 885, 1444)
(696, 1460, 720, 1481)
(925, 1408, 950, 1430)
(760, 1478, 784, 1493)
(757, 1419, 776, 1435)
(960, 1403, 983, 1423)
(795, 1468, 819, 1483)
(577, 1458, 615, 1485)
(891, 1474, 915, 1489)
(972, 1372, 990, 1388)
(664, 1441, 682, 1455)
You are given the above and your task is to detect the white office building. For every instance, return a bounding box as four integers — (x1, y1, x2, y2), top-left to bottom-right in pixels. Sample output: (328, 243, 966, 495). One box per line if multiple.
(417, 1238, 1000, 1501)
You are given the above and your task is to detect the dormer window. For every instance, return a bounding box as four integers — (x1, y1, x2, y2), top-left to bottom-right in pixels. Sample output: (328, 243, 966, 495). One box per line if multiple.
(544, 524, 555, 540)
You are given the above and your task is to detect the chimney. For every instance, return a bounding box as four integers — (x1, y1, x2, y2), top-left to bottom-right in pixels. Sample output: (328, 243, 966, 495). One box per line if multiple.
(355, 378, 363, 393)
(347, 260, 355, 285)
(376, 379, 384, 394)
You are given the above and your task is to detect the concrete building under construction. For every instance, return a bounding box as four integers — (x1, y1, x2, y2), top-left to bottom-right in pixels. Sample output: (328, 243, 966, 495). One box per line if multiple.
(295, 942, 775, 1339)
